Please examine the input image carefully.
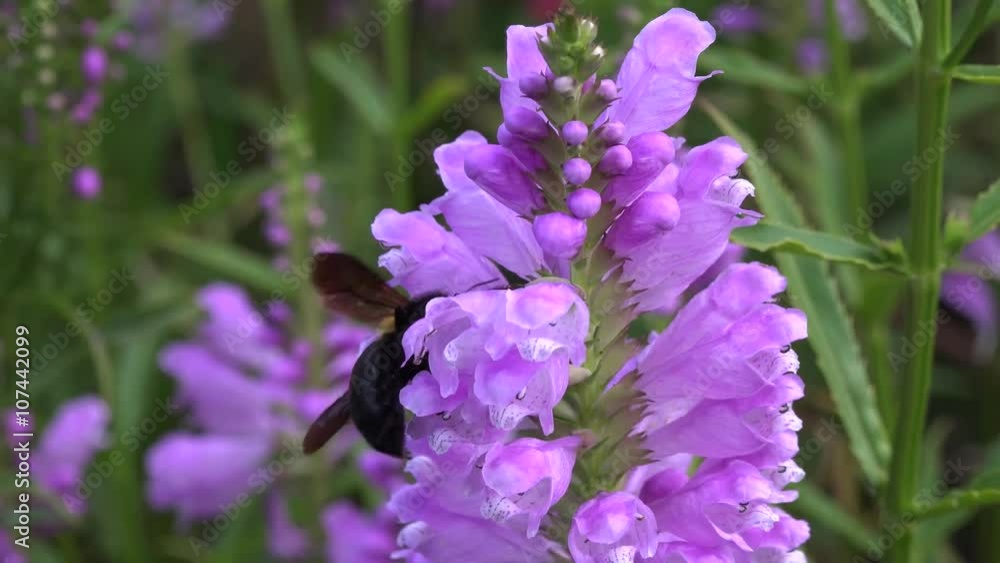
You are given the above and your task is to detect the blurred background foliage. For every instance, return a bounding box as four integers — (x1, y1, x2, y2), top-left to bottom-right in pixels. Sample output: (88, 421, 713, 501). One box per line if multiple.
(1, 0, 999, 562)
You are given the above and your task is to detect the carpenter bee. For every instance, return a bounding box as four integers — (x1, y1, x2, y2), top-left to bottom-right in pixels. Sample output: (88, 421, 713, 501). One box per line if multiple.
(302, 252, 437, 458)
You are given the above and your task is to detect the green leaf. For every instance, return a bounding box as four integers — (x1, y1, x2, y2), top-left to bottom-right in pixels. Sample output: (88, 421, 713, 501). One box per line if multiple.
(791, 482, 875, 553)
(703, 101, 892, 484)
(731, 223, 908, 272)
(698, 47, 810, 94)
(396, 74, 469, 140)
(952, 64, 1000, 85)
(157, 231, 285, 292)
(862, 0, 923, 47)
(310, 45, 391, 133)
(945, 177, 1000, 256)
(915, 488, 1000, 520)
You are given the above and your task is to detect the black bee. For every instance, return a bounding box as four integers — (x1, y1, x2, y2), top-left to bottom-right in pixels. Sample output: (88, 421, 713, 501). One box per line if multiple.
(302, 253, 436, 458)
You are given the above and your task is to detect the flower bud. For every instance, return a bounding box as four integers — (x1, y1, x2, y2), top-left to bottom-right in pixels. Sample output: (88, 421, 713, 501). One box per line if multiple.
(113, 32, 134, 51)
(561, 121, 589, 146)
(72, 167, 102, 199)
(81, 47, 108, 83)
(599, 121, 626, 146)
(518, 74, 549, 100)
(504, 106, 550, 141)
(598, 145, 633, 176)
(553, 76, 576, 94)
(533, 213, 587, 259)
(604, 192, 680, 253)
(595, 79, 618, 102)
(563, 158, 592, 186)
(567, 188, 602, 219)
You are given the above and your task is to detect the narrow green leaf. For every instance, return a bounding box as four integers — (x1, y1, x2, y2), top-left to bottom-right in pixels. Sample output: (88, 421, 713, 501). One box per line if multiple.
(915, 488, 1000, 520)
(703, 101, 892, 484)
(952, 64, 1000, 85)
(698, 47, 810, 94)
(791, 482, 875, 553)
(310, 45, 391, 133)
(731, 223, 908, 272)
(967, 176, 1000, 241)
(862, 0, 923, 47)
(157, 231, 285, 292)
(397, 74, 469, 141)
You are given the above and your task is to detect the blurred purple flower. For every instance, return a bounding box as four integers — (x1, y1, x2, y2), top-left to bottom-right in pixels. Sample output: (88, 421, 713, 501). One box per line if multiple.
(797, 37, 829, 74)
(322, 502, 396, 563)
(808, 0, 868, 42)
(941, 229, 1000, 361)
(120, 0, 229, 59)
(72, 166, 102, 199)
(34, 395, 110, 514)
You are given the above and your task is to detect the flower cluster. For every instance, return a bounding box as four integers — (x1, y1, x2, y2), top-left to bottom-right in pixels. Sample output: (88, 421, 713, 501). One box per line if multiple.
(3, 2, 135, 198)
(144, 176, 396, 559)
(367, 8, 809, 562)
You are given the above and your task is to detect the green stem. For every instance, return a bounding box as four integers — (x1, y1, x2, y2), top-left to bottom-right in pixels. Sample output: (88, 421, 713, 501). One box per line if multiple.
(867, 322, 897, 431)
(166, 31, 216, 187)
(260, 0, 310, 113)
(385, 0, 413, 211)
(824, 0, 867, 231)
(886, 2, 951, 562)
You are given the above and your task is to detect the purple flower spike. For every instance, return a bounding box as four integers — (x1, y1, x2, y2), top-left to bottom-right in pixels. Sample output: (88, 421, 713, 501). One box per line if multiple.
(72, 167, 102, 199)
(563, 157, 592, 185)
(567, 188, 602, 219)
(519, 73, 549, 99)
(81, 46, 108, 83)
(533, 212, 587, 259)
(598, 145, 634, 176)
(602, 132, 675, 209)
(569, 492, 658, 562)
(562, 120, 589, 145)
(481, 436, 581, 536)
(464, 144, 545, 215)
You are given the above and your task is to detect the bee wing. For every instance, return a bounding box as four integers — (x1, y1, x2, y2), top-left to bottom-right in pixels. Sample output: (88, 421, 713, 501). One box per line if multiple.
(312, 252, 408, 324)
(302, 392, 352, 454)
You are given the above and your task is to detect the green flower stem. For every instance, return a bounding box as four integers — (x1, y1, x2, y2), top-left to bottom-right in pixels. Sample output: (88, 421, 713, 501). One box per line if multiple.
(261, 0, 310, 113)
(886, 2, 952, 562)
(166, 31, 216, 188)
(824, 0, 867, 232)
(385, 0, 413, 211)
